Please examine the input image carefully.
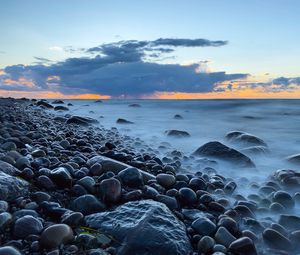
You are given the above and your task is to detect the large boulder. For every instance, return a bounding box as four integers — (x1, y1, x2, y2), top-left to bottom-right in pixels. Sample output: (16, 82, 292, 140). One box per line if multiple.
(193, 141, 255, 168)
(0, 171, 29, 201)
(86, 200, 192, 255)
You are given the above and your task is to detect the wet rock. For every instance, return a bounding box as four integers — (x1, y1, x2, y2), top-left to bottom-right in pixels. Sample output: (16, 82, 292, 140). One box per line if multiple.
(174, 114, 183, 119)
(31, 149, 46, 157)
(229, 237, 257, 255)
(118, 167, 144, 188)
(0, 212, 12, 231)
(165, 130, 190, 138)
(1, 142, 17, 151)
(156, 195, 179, 210)
(0, 160, 18, 175)
(0, 246, 21, 255)
(178, 187, 197, 206)
(156, 173, 176, 188)
(41, 224, 74, 249)
(198, 236, 215, 253)
(37, 100, 53, 108)
(278, 214, 300, 231)
(86, 200, 192, 255)
(13, 215, 43, 239)
(193, 141, 255, 168)
(273, 191, 294, 209)
(50, 167, 72, 188)
(0, 171, 29, 201)
(52, 100, 64, 104)
(128, 103, 141, 107)
(116, 118, 134, 124)
(66, 116, 98, 125)
(262, 228, 292, 251)
(214, 226, 236, 247)
(71, 195, 106, 215)
(99, 178, 121, 203)
(54, 106, 69, 111)
(226, 131, 267, 147)
(61, 211, 84, 227)
(192, 217, 216, 236)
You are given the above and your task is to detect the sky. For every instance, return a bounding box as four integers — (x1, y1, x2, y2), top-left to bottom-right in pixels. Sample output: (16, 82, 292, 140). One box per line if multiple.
(0, 0, 299, 99)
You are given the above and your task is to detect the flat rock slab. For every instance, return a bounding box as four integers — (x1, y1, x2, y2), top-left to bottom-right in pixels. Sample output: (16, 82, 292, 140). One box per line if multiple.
(86, 200, 193, 255)
(0, 172, 29, 201)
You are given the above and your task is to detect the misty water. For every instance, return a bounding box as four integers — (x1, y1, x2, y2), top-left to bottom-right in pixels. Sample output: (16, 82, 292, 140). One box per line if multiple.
(56, 99, 300, 219)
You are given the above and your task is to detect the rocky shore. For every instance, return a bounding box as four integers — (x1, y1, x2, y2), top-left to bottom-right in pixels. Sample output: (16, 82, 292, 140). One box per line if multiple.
(0, 98, 300, 255)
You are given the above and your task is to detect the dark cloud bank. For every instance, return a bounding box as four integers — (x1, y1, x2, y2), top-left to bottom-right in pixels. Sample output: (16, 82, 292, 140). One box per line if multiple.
(3, 38, 295, 97)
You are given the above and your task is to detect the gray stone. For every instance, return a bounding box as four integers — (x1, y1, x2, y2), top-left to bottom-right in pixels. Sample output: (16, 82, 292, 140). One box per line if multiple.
(0, 246, 21, 255)
(192, 217, 216, 236)
(41, 224, 74, 249)
(14, 215, 43, 239)
(0, 160, 18, 175)
(71, 195, 106, 215)
(214, 226, 236, 247)
(86, 200, 192, 255)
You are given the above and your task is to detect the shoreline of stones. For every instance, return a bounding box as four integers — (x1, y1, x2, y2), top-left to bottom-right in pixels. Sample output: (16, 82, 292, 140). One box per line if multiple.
(0, 97, 300, 255)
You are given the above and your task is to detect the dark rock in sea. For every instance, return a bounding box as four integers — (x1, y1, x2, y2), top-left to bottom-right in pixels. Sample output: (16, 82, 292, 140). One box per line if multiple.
(71, 195, 106, 215)
(116, 118, 134, 124)
(278, 214, 300, 231)
(262, 228, 292, 251)
(229, 237, 257, 255)
(286, 153, 300, 165)
(40, 224, 74, 249)
(66, 116, 99, 126)
(13, 215, 43, 239)
(193, 141, 255, 168)
(197, 236, 215, 253)
(86, 200, 192, 255)
(54, 105, 69, 111)
(94, 100, 102, 103)
(61, 211, 84, 227)
(156, 173, 176, 188)
(225, 131, 267, 147)
(178, 187, 197, 206)
(0, 246, 21, 255)
(118, 167, 144, 188)
(128, 103, 141, 107)
(0, 171, 29, 201)
(241, 146, 269, 155)
(165, 130, 190, 138)
(174, 114, 183, 119)
(156, 194, 179, 210)
(36, 100, 53, 108)
(272, 169, 300, 188)
(272, 190, 295, 209)
(52, 100, 65, 104)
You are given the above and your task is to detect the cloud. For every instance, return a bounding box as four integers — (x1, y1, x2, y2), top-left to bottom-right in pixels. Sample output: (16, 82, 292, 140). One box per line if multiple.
(49, 46, 63, 52)
(0, 38, 250, 98)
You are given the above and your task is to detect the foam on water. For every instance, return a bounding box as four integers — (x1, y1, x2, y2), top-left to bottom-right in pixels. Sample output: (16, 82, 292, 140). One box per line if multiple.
(57, 99, 300, 200)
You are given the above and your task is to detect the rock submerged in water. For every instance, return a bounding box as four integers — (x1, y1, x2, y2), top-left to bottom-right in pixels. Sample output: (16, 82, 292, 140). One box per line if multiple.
(165, 130, 190, 138)
(193, 141, 255, 168)
(174, 114, 183, 119)
(86, 200, 192, 255)
(36, 100, 53, 109)
(52, 100, 65, 104)
(54, 105, 69, 111)
(66, 116, 99, 125)
(128, 103, 141, 107)
(286, 153, 300, 165)
(226, 131, 267, 147)
(116, 118, 134, 124)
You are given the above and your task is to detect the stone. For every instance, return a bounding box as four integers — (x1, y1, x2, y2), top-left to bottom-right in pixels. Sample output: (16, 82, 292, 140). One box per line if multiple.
(54, 106, 69, 111)
(178, 187, 197, 206)
(0, 160, 18, 175)
(165, 130, 190, 138)
(229, 237, 257, 255)
(273, 190, 295, 209)
(116, 118, 134, 124)
(128, 103, 141, 107)
(198, 236, 215, 253)
(192, 217, 216, 236)
(214, 226, 236, 247)
(156, 195, 179, 210)
(61, 211, 84, 227)
(31, 149, 46, 157)
(71, 195, 106, 215)
(193, 141, 255, 168)
(0, 212, 12, 231)
(262, 228, 292, 251)
(13, 215, 43, 239)
(278, 214, 300, 231)
(66, 116, 98, 125)
(174, 114, 183, 119)
(36, 100, 53, 108)
(0, 246, 21, 255)
(41, 224, 74, 249)
(118, 167, 144, 188)
(99, 178, 122, 203)
(1, 142, 17, 151)
(0, 171, 29, 201)
(86, 200, 192, 255)
(50, 167, 72, 188)
(156, 173, 176, 188)
(225, 131, 267, 147)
